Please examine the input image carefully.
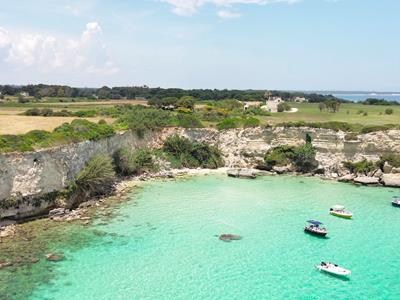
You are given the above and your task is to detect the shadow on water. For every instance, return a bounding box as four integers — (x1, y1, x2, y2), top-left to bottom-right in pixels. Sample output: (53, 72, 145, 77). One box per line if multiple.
(317, 270, 351, 282)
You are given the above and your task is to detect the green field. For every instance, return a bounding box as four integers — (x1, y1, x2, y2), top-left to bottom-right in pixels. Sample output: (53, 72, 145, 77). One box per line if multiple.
(262, 103, 400, 126)
(0, 98, 399, 135)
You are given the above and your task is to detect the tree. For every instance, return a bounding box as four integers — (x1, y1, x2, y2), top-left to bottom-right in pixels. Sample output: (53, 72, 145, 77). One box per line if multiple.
(385, 108, 394, 115)
(177, 96, 195, 110)
(325, 100, 340, 113)
(292, 144, 318, 173)
(318, 102, 326, 112)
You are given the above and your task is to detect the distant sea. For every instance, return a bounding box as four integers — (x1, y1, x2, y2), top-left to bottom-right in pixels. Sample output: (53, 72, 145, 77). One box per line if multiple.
(331, 93, 400, 102)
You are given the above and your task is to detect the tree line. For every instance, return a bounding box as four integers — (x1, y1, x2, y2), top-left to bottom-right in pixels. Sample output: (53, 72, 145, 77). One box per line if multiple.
(0, 84, 351, 103)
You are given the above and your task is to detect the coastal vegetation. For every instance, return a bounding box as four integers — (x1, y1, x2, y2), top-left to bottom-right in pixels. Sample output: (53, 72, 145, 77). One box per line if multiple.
(162, 135, 224, 169)
(68, 155, 116, 206)
(114, 148, 158, 176)
(342, 159, 376, 175)
(0, 119, 115, 152)
(262, 141, 317, 173)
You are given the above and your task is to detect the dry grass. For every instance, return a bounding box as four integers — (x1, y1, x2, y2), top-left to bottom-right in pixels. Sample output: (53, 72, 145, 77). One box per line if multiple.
(0, 116, 112, 135)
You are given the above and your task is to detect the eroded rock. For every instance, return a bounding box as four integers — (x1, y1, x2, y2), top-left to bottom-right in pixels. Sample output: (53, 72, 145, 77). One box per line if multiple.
(381, 174, 400, 187)
(354, 176, 380, 185)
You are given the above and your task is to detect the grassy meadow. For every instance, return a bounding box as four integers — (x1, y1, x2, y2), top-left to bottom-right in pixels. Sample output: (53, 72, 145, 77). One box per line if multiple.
(0, 98, 399, 135)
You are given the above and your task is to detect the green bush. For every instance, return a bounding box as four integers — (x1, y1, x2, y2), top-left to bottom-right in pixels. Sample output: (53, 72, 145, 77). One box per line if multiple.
(176, 113, 204, 128)
(116, 106, 173, 136)
(216, 117, 242, 130)
(277, 102, 291, 112)
(263, 143, 317, 173)
(242, 117, 260, 128)
(243, 106, 271, 116)
(264, 145, 295, 169)
(378, 153, 400, 168)
(291, 144, 318, 172)
(360, 124, 398, 134)
(74, 110, 97, 117)
(385, 108, 394, 115)
(213, 99, 243, 111)
(343, 159, 375, 174)
(53, 119, 115, 142)
(0, 119, 115, 153)
(162, 135, 224, 169)
(68, 155, 116, 206)
(114, 148, 158, 176)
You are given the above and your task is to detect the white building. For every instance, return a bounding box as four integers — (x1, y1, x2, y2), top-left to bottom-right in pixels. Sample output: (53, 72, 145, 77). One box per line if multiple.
(262, 96, 284, 113)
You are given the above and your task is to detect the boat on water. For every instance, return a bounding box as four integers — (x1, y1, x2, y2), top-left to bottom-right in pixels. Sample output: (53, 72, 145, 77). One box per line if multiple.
(304, 220, 327, 237)
(392, 197, 400, 207)
(316, 262, 351, 277)
(330, 205, 353, 219)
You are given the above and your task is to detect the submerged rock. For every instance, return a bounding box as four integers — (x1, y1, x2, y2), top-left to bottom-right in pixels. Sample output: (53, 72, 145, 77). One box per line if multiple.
(0, 224, 16, 238)
(0, 261, 12, 269)
(45, 253, 64, 262)
(219, 234, 242, 242)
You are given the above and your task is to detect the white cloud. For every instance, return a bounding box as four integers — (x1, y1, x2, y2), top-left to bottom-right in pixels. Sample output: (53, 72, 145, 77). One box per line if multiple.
(0, 22, 119, 75)
(217, 10, 241, 18)
(161, 0, 300, 16)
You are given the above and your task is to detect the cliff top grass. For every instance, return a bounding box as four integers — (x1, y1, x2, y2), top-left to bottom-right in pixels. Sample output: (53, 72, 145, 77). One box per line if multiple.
(0, 119, 115, 153)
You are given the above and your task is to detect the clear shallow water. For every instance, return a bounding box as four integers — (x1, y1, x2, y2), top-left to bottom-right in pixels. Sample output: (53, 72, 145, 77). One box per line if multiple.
(27, 175, 400, 300)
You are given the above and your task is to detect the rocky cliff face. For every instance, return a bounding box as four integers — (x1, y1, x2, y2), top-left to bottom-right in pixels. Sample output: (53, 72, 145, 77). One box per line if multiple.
(167, 127, 400, 175)
(1, 127, 400, 220)
(0, 130, 160, 219)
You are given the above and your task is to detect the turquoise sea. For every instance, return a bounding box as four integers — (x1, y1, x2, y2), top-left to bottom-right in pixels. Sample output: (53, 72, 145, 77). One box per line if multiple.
(332, 93, 400, 102)
(11, 175, 400, 299)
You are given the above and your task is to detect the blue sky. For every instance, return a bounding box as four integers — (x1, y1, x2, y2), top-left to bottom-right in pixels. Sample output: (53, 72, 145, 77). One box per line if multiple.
(0, 0, 399, 91)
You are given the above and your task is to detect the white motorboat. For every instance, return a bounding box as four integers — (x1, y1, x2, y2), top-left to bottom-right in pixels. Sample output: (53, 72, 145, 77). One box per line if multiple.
(330, 205, 353, 219)
(316, 262, 351, 277)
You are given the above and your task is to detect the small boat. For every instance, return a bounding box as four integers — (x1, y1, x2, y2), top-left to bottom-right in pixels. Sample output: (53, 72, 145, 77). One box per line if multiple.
(392, 197, 400, 207)
(316, 262, 351, 277)
(330, 205, 353, 219)
(304, 220, 327, 237)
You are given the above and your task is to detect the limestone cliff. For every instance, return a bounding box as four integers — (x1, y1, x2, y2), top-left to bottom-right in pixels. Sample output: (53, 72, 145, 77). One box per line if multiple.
(1, 127, 400, 219)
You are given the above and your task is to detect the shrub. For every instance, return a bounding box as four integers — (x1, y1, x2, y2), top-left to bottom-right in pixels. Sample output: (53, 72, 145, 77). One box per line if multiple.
(200, 106, 229, 122)
(53, 119, 115, 142)
(277, 102, 291, 112)
(213, 99, 243, 111)
(0, 135, 34, 152)
(216, 117, 242, 130)
(176, 113, 204, 128)
(385, 108, 394, 115)
(18, 95, 29, 103)
(378, 154, 400, 168)
(242, 117, 260, 128)
(114, 148, 158, 176)
(243, 106, 271, 116)
(74, 110, 97, 117)
(264, 145, 295, 169)
(162, 135, 224, 169)
(360, 124, 398, 134)
(116, 106, 173, 136)
(24, 108, 41, 116)
(68, 155, 116, 206)
(263, 143, 317, 173)
(291, 144, 318, 172)
(343, 159, 375, 174)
